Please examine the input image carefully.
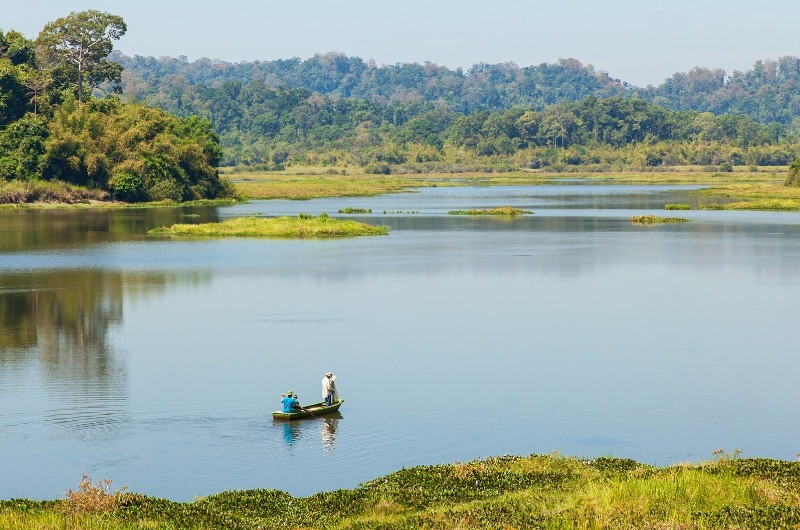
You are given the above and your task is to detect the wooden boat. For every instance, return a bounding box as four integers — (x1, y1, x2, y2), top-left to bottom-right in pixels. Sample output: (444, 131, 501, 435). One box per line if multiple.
(272, 400, 344, 420)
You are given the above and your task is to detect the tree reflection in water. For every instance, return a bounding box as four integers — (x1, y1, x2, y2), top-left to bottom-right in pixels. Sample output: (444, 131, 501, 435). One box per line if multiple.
(0, 269, 208, 438)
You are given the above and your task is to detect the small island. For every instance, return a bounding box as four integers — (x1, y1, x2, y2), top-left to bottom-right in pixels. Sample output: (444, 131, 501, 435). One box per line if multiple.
(147, 214, 389, 238)
(447, 206, 533, 216)
(630, 214, 689, 224)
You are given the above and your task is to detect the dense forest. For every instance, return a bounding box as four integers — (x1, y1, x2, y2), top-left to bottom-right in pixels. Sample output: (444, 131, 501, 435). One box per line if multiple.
(0, 12, 232, 202)
(5, 14, 800, 191)
(112, 52, 800, 171)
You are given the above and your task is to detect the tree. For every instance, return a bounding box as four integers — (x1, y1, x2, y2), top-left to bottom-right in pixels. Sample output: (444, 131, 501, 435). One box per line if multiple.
(786, 158, 800, 187)
(36, 10, 126, 103)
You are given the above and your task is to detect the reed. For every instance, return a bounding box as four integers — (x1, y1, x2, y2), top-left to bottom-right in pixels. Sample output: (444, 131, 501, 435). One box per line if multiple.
(664, 203, 691, 210)
(338, 207, 372, 214)
(148, 215, 390, 238)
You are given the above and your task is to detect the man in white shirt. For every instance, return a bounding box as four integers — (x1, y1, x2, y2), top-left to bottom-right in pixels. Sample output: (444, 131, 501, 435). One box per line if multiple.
(322, 372, 337, 406)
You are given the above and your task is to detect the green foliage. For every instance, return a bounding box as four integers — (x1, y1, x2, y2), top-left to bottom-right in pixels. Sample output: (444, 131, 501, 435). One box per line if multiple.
(4, 455, 800, 530)
(40, 96, 231, 201)
(0, 116, 46, 179)
(0, 13, 231, 203)
(36, 10, 126, 103)
(786, 158, 800, 186)
(664, 203, 691, 210)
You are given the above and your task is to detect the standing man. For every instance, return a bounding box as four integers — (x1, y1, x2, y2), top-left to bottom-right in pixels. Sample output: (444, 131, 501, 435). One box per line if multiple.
(322, 372, 337, 406)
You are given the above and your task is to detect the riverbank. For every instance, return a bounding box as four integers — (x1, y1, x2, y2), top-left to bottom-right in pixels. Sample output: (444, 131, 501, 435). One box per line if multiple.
(223, 165, 800, 211)
(2, 453, 798, 529)
(5, 166, 800, 211)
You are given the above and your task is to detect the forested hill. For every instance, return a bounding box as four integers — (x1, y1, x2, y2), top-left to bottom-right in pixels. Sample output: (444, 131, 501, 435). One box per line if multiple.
(114, 52, 800, 125)
(114, 53, 628, 114)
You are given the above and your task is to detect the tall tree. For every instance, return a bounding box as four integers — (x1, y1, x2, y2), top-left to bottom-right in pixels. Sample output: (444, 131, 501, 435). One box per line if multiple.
(36, 10, 126, 103)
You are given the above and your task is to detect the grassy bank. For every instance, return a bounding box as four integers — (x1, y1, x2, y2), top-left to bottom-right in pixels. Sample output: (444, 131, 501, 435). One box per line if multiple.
(148, 214, 389, 238)
(2, 453, 800, 529)
(223, 166, 800, 211)
(223, 168, 448, 200)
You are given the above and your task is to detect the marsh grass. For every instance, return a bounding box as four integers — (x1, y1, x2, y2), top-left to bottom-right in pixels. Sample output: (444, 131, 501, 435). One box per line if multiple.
(702, 182, 800, 210)
(0, 180, 109, 204)
(665, 203, 691, 210)
(3, 455, 800, 529)
(339, 207, 372, 214)
(448, 206, 533, 216)
(148, 215, 390, 238)
(227, 171, 444, 199)
(631, 214, 689, 224)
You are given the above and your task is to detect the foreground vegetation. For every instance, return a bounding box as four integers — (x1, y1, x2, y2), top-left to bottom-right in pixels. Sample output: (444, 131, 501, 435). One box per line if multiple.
(3, 453, 800, 529)
(148, 214, 389, 238)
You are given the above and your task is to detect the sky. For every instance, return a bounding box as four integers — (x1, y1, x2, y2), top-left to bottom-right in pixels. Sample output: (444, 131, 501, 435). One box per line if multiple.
(5, 0, 800, 87)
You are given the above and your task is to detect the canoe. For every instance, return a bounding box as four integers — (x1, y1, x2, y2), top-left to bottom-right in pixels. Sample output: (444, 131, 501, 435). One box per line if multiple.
(272, 399, 344, 420)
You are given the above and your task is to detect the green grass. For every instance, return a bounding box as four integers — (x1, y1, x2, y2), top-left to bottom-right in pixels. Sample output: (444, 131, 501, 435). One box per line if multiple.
(631, 214, 690, 224)
(147, 214, 390, 238)
(665, 203, 691, 210)
(447, 206, 533, 216)
(3, 454, 800, 529)
(338, 207, 372, 214)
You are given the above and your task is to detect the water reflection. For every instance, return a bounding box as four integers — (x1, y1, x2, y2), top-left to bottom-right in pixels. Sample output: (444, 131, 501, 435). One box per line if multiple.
(283, 422, 301, 447)
(279, 414, 342, 453)
(0, 206, 221, 253)
(0, 269, 210, 439)
(321, 416, 340, 454)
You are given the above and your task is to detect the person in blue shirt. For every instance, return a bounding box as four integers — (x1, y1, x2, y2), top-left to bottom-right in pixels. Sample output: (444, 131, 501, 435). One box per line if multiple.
(281, 391, 300, 413)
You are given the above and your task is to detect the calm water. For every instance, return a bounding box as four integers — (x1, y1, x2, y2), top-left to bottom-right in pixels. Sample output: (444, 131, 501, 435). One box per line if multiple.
(1, 184, 799, 501)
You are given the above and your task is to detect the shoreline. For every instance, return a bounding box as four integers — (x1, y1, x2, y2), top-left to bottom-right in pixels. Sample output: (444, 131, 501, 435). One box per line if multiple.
(2, 453, 799, 529)
(2, 168, 799, 211)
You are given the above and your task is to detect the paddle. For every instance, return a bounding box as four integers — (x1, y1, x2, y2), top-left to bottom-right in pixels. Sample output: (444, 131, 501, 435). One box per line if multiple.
(298, 404, 318, 418)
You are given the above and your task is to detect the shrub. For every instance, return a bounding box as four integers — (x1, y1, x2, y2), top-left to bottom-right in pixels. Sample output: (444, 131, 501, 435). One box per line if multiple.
(786, 159, 800, 187)
(364, 162, 391, 175)
(63, 475, 126, 515)
(108, 170, 146, 201)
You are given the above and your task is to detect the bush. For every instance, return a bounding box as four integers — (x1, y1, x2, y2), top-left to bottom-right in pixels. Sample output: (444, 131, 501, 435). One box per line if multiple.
(364, 162, 391, 175)
(148, 178, 185, 202)
(718, 161, 733, 172)
(786, 159, 800, 187)
(108, 170, 146, 202)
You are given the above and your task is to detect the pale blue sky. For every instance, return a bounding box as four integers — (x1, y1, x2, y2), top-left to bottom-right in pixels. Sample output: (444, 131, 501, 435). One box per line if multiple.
(6, 1, 800, 86)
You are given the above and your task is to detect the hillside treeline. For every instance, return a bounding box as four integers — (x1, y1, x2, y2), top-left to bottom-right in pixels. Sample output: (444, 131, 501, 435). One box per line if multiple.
(115, 69, 797, 171)
(0, 15, 232, 202)
(116, 52, 800, 126)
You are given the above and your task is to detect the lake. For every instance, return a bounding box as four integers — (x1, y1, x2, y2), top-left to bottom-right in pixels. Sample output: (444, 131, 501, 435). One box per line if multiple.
(1, 184, 799, 501)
